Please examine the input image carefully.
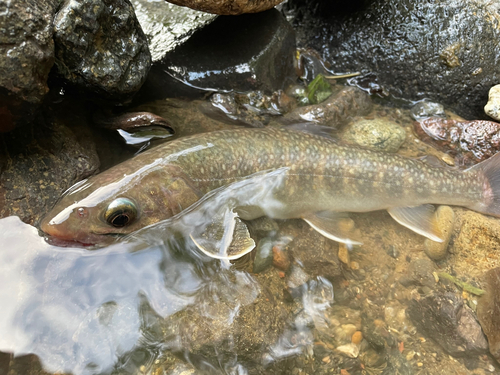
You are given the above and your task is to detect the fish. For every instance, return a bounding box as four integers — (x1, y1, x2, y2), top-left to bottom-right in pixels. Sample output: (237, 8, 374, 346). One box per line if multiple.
(40, 127, 500, 259)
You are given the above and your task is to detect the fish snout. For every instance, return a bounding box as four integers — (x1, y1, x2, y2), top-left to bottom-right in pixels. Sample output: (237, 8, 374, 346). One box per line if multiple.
(40, 215, 74, 241)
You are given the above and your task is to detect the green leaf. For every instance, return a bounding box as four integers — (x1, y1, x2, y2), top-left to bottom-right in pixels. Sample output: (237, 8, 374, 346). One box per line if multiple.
(306, 74, 332, 105)
(437, 272, 485, 296)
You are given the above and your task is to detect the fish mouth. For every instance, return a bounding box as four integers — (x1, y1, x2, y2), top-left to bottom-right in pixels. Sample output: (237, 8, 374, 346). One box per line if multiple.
(43, 232, 125, 248)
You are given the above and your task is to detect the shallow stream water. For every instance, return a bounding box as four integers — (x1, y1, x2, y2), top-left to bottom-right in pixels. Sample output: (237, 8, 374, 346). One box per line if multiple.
(1, 86, 500, 375)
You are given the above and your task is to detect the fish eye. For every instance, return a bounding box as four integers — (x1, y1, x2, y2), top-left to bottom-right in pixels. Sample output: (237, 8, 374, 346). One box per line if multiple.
(104, 198, 138, 228)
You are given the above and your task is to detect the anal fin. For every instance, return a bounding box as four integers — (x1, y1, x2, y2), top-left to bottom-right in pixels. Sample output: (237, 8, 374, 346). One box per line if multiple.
(190, 208, 255, 260)
(388, 205, 443, 242)
(302, 211, 363, 246)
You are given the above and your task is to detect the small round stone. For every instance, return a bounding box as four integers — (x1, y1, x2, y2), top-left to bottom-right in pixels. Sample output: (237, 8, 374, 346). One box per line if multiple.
(338, 243, 350, 265)
(424, 205, 455, 260)
(351, 331, 363, 345)
(410, 100, 446, 120)
(485, 84, 500, 121)
(342, 119, 406, 153)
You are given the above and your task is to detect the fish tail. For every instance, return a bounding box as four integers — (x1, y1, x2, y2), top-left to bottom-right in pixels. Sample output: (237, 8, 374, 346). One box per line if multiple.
(467, 152, 500, 217)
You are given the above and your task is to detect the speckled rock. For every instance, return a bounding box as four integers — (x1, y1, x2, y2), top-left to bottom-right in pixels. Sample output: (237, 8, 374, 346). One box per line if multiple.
(284, 0, 500, 119)
(133, 0, 216, 63)
(477, 267, 500, 363)
(452, 211, 500, 272)
(407, 292, 489, 357)
(424, 206, 455, 261)
(485, 84, 500, 121)
(0, 0, 58, 132)
(53, 0, 151, 100)
(140, 9, 295, 99)
(342, 118, 406, 152)
(0, 115, 100, 225)
(414, 117, 500, 166)
(165, 0, 284, 15)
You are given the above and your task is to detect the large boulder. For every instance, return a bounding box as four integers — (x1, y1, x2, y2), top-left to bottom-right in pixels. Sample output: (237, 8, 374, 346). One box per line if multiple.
(283, 0, 500, 119)
(53, 0, 151, 100)
(133, 0, 217, 63)
(138, 9, 296, 100)
(164, 0, 284, 15)
(0, 0, 59, 132)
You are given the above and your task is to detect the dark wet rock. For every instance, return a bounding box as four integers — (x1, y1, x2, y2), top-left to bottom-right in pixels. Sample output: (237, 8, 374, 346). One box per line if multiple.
(414, 117, 500, 166)
(407, 292, 489, 357)
(399, 259, 436, 289)
(133, 0, 217, 63)
(477, 267, 500, 363)
(284, 0, 500, 119)
(53, 0, 151, 100)
(288, 222, 342, 279)
(0, 0, 58, 132)
(140, 9, 296, 99)
(94, 111, 172, 131)
(165, 0, 284, 15)
(281, 86, 372, 127)
(410, 100, 446, 121)
(341, 118, 406, 152)
(0, 115, 100, 225)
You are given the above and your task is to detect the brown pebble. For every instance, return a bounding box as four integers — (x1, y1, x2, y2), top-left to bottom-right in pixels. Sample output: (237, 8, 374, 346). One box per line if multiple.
(272, 245, 291, 271)
(338, 243, 350, 265)
(351, 331, 363, 345)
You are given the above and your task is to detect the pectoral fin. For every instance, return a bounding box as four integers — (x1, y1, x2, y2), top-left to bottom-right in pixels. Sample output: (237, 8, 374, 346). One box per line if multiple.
(302, 211, 363, 246)
(190, 208, 255, 260)
(388, 205, 443, 242)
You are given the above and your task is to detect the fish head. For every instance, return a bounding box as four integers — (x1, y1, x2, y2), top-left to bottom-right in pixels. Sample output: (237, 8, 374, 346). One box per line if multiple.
(40, 163, 202, 246)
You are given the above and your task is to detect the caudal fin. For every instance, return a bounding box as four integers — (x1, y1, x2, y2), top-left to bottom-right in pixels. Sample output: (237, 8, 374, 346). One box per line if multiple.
(467, 152, 500, 217)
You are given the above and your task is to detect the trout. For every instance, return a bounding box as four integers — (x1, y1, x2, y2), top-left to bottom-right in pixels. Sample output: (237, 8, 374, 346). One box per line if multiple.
(41, 127, 500, 258)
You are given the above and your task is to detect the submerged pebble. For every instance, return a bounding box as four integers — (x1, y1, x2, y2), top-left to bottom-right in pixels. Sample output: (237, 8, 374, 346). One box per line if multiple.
(336, 343, 360, 358)
(410, 100, 446, 120)
(342, 119, 406, 152)
(351, 331, 363, 345)
(272, 245, 291, 271)
(253, 237, 274, 273)
(338, 243, 350, 265)
(424, 206, 455, 261)
(485, 84, 500, 121)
